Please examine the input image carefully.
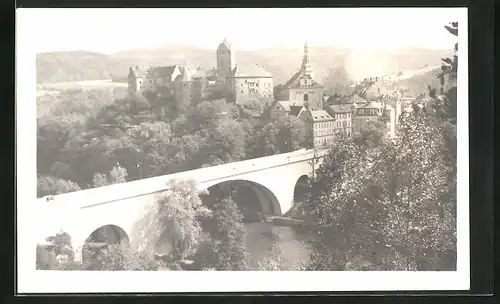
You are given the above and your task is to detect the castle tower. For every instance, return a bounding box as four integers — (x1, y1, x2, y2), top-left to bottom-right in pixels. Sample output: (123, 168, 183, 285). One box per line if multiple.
(216, 38, 235, 82)
(301, 43, 313, 77)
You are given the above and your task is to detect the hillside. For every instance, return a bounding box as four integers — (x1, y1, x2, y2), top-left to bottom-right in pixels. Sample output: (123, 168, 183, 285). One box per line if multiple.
(378, 65, 443, 97)
(36, 45, 452, 92)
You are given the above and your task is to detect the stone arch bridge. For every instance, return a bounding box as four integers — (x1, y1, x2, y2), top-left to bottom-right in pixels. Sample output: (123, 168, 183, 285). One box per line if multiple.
(34, 148, 328, 262)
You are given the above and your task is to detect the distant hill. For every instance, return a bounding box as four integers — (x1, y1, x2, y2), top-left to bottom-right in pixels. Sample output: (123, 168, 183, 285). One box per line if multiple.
(36, 45, 453, 93)
(377, 65, 444, 97)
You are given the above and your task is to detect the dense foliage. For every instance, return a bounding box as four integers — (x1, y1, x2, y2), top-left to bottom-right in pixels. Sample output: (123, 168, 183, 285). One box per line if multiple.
(195, 195, 251, 270)
(37, 87, 307, 197)
(302, 22, 458, 271)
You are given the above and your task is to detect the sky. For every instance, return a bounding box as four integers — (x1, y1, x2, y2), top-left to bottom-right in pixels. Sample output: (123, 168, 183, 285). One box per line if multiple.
(19, 8, 464, 54)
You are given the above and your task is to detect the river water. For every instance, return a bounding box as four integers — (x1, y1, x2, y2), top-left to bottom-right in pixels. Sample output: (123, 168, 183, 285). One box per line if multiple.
(244, 222, 312, 270)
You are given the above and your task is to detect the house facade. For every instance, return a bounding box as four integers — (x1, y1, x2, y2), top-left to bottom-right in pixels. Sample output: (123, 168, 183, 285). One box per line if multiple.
(299, 108, 335, 148)
(325, 104, 354, 137)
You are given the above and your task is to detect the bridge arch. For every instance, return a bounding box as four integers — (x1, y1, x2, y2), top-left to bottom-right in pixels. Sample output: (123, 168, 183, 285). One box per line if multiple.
(82, 224, 129, 265)
(204, 179, 282, 219)
(293, 174, 310, 205)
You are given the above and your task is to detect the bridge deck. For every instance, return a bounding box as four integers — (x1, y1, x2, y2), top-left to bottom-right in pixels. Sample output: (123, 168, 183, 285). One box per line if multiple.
(37, 148, 330, 210)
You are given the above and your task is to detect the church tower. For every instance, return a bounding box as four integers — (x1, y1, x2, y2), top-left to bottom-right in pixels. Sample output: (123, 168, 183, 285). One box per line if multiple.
(301, 43, 314, 78)
(216, 38, 235, 81)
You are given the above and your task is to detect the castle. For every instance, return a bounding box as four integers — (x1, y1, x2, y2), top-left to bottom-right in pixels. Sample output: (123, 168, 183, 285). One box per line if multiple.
(127, 38, 274, 108)
(127, 39, 402, 147)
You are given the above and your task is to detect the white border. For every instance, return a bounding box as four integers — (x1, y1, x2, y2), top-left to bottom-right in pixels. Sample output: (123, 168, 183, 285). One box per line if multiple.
(16, 8, 469, 293)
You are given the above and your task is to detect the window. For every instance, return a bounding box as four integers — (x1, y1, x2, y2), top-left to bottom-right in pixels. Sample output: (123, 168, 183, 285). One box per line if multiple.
(304, 93, 309, 102)
(241, 90, 244, 94)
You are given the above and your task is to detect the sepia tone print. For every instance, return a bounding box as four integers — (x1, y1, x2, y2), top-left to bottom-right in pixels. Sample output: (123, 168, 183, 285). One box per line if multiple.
(34, 9, 458, 272)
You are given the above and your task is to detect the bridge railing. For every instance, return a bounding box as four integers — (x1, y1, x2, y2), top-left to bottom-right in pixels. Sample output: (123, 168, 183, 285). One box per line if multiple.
(35, 148, 330, 209)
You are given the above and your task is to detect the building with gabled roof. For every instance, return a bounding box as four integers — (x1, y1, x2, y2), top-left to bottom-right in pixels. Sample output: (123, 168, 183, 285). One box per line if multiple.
(353, 100, 397, 137)
(325, 104, 354, 137)
(128, 66, 151, 94)
(299, 108, 335, 147)
(268, 100, 305, 120)
(227, 63, 274, 106)
(278, 43, 325, 110)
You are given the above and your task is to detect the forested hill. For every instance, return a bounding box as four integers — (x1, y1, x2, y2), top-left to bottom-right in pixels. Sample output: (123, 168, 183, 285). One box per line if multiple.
(36, 45, 452, 90)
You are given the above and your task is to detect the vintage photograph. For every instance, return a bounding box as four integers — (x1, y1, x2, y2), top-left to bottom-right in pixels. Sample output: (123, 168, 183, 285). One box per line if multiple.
(17, 7, 468, 292)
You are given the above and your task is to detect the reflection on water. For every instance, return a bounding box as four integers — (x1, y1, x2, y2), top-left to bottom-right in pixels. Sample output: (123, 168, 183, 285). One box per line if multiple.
(244, 223, 312, 270)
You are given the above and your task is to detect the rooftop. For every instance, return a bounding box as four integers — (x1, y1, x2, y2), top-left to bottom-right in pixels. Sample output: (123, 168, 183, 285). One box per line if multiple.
(130, 66, 150, 78)
(282, 69, 323, 90)
(231, 63, 272, 78)
(217, 38, 232, 51)
(301, 109, 333, 122)
(175, 67, 194, 82)
(289, 78, 324, 89)
(289, 105, 305, 116)
(146, 65, 179, 79)
(358, 101, 385, 109)
(193, 67, 217, 79)
(349, 94, 367, 104)
(328, 104, 353, 113)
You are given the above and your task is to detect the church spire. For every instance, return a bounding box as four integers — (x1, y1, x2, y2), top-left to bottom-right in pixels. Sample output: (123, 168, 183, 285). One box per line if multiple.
(301, 43, 313, 75)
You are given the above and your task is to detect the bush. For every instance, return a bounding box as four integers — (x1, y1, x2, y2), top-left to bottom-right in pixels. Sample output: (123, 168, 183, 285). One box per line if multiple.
(37, 176, 81, 197)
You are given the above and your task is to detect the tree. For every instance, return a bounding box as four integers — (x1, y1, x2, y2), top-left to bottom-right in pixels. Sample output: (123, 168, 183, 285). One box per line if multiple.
(302, 135, 387, 270)
(91, 164, 128, 188)
(37, 231, 79, 270)
(37, 176, 81, 197)
(303, 100, 456, 271)
(109, 165, 128, 184)
(254, 122, 280, 157)
(89, 242, 166, 271)
(257, 243, 285, 271)
(276, 116, 306, 153)
(195, 194, 250, 271)
(200, 117, 246, 165)
(432, 22, 458, 123)
(92, 173, 108, 188)
(131, 180, 211, 264)
(373, 108, 456, 270)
